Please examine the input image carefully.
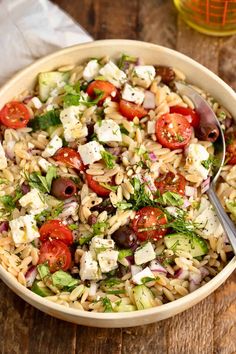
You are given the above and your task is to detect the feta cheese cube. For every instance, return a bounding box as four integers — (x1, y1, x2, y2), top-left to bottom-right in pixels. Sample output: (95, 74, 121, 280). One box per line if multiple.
(99, 61, 127, 88)
(97, 249, 119, 273)
(94, 119, 122, 142)
(9, 215, 40, 244)
(79, 251, 101, 281)
(121, 83, 145, 105)
(185, 143, 210, 180)
(38, 158, 52, 172)
(19, 189, 48, 215)
(132, 267, 155, 285)
(78, 141, 104, 165)
(31, 97, 43, 109)
(0, 142, 7, 170)
(42, 135, 63, 158)
(194, 198, 223, 237)
(147, 120, 156, 134)
(134, 242, 156, 265)
(90, 236, 114, 252)
(60, 106, 88, 142)
(131, 65, 156, 89)
(83, 59, 100, 82)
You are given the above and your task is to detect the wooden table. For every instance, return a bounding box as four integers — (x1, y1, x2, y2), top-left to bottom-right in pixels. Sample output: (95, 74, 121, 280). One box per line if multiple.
(1, 1, 236, 353)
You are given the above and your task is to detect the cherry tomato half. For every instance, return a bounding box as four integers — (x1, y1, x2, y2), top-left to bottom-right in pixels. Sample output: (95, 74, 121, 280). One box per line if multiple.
(39, 220, 73, 245)
(155, 113, 192, 150)
(87, 80, 118, 105)
(0, 101, 30, 129)
(155, 172, 186, 196)
(132, 206, 167, 241)
(119, 99, 148, 121)
(226, 131, 236, 165)
(85, 173, 111, 197)
(170, 106, 200, 128)
(53, 147, 84, 171)
(38, 239, 71, 273)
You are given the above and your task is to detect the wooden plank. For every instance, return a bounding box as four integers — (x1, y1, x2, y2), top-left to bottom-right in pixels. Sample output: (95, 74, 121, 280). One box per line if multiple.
(76, 327, 122, 354)
(218, 37, 236, 91)
(213, 272, 236, 354)
(138, 0, 178, 48)
(0, 281, 30, 354)
(176, 18, 220, 73)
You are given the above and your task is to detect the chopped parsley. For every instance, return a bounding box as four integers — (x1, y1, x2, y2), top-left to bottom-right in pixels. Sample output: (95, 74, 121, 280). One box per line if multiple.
(28, 110, 61, 131)
(201, 155, 219, 170)
(156, 191, 184, 207)
(101, 297, 113, 312)
(25, 166, 57, 194)
(118, 54, 137, 70)
(101, 150, 116, 169)
(0, 189, 23, 212)
(34, 202, 64, 224)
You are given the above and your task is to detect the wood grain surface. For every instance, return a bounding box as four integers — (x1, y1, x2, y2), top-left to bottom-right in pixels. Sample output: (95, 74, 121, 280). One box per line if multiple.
(0, 1, 236, 353)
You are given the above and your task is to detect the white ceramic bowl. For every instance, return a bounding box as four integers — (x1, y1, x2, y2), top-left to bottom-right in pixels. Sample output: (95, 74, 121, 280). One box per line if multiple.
(0, 40, 235, 328)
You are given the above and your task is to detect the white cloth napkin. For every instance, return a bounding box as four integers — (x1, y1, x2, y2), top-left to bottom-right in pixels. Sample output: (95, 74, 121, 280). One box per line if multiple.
(0, 0, 93, 86)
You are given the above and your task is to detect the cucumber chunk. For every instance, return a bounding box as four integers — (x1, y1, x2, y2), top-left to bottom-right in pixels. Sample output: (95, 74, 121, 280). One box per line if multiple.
(164, 233, 208, 257)
(31, 280, 53, 297)
(133, 285, 155, 310)
(38, 71, 69, 101)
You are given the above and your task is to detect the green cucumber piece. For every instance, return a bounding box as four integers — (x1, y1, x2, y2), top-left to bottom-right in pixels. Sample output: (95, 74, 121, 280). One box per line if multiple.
(164, 233, 208, 257)
(133, 285, 155, 310)
(31, 280, 53, 297)
(38, 71, 69, 101)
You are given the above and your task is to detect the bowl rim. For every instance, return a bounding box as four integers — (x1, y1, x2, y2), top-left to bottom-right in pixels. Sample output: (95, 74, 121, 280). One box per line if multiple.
(0, 39, 236, 321)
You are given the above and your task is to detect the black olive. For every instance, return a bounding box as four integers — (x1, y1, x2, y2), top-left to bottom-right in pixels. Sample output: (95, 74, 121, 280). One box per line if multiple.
(155, 66, 175, 84)
(20, 182, 30, 195)
(195, 123, 219, 142)
(51, 177, 77, 200)
(88, 214, 97, 225)
(111, 225, 137, 248)
(91, 199, 116, 214)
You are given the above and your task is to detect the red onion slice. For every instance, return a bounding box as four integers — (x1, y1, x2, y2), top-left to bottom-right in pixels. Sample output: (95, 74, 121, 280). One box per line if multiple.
(201, 177, 210, 194)
(149, 260, 167, 274)
(143, 91, 155, 109)
(185, 186, 196, 197)
(25, 266, 37, 287)
(0, 221, 9, 233)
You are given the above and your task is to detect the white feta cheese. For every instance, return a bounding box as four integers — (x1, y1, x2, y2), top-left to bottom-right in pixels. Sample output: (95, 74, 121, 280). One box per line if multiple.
(185, 143, 210, 180)
(194, 198, 223, 237)
(79, 251, 101, 281)
(0, 142, 7, 170)
(131, 65, 156, 89)
(60, 106, 88, 142)
(134, 242, 156, 265)
(147, 120, 156, 134)
(90, 236, 114, 252)
(9, 215, 40, 244)
(19, 189, 48, 215)
(78, 141, 104, 165)
(97, 249, 119, 273)
(42, 135, 63, 158)
(31, 97, 43, 109)
(132, 267, 155, 285)
(83, 59, 100, 82)
(94, 119, 122, 142)
(38, 158, 52, 172)
(99, 61, 127, 88)
(121, 83, 145, 105)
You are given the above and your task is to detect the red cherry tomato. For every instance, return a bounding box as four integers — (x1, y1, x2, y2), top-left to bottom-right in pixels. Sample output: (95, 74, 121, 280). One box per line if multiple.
(119, 99, 148, 121)
(0, 101, 30, 129)
(38, 240, 71, 273)
(226, 132, 236, 165)
(170, 106, 200, 128)
(155, 113, 192, 150)
(39, 220, 73, 245)
(87, 80, 118, 104)
(155, 172, 186, 196)
(132, 206, 167, 241)
(85, 173, 111, 197)
(53, 147, 84, 171)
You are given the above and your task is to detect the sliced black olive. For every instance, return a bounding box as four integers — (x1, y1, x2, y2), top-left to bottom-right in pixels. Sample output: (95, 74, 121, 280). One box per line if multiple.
(51, 177, 77, 200)
(195, 123, 219, 142)
(155, 66, 175, 84)
(111, 225, 137, 248)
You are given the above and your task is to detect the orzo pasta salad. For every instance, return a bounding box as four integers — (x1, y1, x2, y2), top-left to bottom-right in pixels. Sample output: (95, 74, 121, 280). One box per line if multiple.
(0, 54, 235, 313)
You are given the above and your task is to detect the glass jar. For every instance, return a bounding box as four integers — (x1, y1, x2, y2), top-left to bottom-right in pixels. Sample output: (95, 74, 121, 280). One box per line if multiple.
(173, 0, 236, 36)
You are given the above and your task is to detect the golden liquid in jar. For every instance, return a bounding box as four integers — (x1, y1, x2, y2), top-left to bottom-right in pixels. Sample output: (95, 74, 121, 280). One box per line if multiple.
(174, 0, 236, 36)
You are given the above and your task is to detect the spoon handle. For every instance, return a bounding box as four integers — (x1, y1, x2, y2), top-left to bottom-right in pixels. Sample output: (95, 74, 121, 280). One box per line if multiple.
(207, 186, 236, 254)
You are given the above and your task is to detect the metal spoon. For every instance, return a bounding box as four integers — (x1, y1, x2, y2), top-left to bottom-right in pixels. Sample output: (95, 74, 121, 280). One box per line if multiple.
(175, 81, 236, 254)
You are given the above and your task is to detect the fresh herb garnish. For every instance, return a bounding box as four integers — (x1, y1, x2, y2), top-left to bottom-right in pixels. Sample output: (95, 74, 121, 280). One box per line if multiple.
(79, 221, 108, 245)
(29, 110, 61, 131)
(25, 166, 57, 193)
(68, 224, 78, 230)
(101, 297, 113, 312)
(118, 54, 137, 70)
(101, 150, 116, 169)
(99, 183, 118, 192)
(156, 191, 184, 207)
(0, 189, 23, 212)
(34, 202, 64, 224)
(201, 155, 219, 170)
